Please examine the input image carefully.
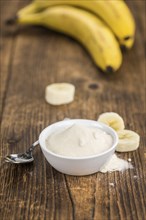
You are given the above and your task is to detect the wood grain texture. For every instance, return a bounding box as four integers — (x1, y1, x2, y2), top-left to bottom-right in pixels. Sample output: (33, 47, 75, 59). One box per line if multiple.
(0, 1, 145, 220)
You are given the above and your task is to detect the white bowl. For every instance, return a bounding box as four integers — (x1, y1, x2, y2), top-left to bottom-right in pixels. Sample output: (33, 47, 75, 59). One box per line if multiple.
(39, 119, 118, 176)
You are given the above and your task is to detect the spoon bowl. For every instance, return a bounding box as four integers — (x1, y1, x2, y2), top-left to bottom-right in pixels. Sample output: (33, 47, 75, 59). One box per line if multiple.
(5, 154, 34, 164)
(5, 140, 39, 164)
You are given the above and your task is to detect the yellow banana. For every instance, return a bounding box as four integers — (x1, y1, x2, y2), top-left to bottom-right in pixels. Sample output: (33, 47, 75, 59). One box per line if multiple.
(17, 0, 135, 49)
(15, 6, 122, 73)
(17, 3, 37, 16)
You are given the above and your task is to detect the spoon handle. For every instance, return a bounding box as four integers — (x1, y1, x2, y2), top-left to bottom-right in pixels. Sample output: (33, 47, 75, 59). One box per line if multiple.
(26, 140, 39, 154)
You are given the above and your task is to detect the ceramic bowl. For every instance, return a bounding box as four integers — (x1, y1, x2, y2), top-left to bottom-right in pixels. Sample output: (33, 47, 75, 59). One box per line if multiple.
(39, 119, 118, 176)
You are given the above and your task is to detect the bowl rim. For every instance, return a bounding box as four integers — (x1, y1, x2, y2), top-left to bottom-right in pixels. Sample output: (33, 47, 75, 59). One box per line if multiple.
(39, 119, 118, 160)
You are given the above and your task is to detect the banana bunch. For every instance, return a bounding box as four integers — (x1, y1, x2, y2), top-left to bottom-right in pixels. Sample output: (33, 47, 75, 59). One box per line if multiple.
(8, 0, 135, 73)
(98, 112, 140, 152)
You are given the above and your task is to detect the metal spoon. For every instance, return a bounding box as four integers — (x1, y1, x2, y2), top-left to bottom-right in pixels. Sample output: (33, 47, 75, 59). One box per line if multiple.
(5, 140, 39, 164)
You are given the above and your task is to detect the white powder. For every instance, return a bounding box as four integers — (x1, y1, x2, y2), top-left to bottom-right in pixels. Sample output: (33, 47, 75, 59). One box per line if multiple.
(133, 175, 138, 179)
(100, 154, 133, 173)
(46, 123, 113, 157)
(109, 183, 115, 187)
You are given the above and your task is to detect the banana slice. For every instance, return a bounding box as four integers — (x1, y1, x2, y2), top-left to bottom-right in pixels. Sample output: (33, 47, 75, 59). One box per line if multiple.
(45, 83, 75, 105)
(116, 130, 140, 152)
(98, 112, 125, 131)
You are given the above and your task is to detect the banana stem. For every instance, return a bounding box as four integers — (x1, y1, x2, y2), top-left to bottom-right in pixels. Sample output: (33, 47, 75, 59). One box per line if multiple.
(5, 13, 42, 26)
(5, 3, 38, 26)
(18, 13, 42, 25)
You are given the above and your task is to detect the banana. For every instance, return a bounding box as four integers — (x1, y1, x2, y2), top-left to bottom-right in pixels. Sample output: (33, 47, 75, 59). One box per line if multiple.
(98, 112, 125, 131)
(45, 83, 75, 105)
(17, 3, 38, 17)
(116, 130, 140, 152)
(17, 0, 135, 49)
(14, 6, 122, 73)
(97, 112, 140, 152)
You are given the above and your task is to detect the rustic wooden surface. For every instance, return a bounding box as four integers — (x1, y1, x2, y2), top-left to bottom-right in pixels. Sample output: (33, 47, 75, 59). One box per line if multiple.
(0, 1, 145, 220)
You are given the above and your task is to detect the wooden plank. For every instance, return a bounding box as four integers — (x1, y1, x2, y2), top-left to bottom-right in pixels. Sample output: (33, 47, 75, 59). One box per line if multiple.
(0, 1, 18, 120)
(0, 0, 31, 120)
(0, 1, 145, 220)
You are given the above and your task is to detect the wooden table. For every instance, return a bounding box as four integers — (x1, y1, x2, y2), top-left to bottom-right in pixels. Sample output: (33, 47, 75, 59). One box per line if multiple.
(1, 1, 145, 219)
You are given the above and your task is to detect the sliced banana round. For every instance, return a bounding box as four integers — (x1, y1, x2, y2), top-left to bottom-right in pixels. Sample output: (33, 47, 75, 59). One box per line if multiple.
(45, 83, 75, 105)
(97, 112, 125, 131)
(116, 129, 140, 152)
